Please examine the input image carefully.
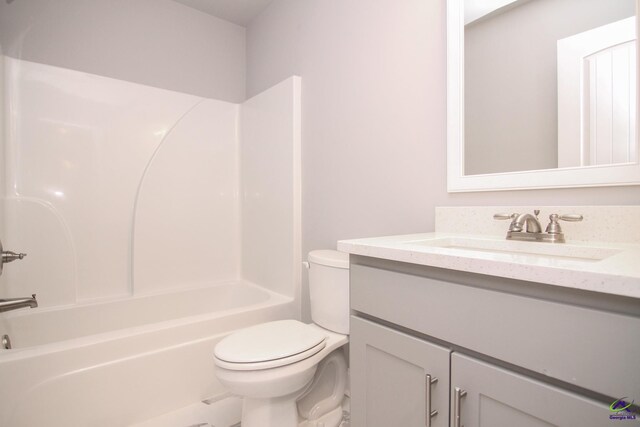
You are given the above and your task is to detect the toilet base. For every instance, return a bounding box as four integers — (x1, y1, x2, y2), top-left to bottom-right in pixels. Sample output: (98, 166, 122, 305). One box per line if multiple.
(299, 405, 345, 427)
(242, 393, 300, 427)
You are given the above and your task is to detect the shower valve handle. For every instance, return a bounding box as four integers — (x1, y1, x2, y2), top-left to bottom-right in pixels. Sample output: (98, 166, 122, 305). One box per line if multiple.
(2, 251, 26, 263)
(0, 238, 27, 276)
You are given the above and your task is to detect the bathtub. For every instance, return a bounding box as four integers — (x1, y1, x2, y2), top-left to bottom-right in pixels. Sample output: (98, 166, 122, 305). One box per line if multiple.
(0, 281, 295, 427)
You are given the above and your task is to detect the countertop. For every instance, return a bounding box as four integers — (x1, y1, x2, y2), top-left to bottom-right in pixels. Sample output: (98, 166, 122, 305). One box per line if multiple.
(338, 232, 640, 299)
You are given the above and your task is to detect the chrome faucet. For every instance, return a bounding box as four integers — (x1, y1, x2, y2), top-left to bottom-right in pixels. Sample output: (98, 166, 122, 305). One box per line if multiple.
(494, 210, 583, 243)
(0, 294, 38, 313)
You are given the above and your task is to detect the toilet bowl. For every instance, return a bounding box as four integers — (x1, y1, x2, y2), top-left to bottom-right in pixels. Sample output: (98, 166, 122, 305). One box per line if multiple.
(213, 250, 350, 427)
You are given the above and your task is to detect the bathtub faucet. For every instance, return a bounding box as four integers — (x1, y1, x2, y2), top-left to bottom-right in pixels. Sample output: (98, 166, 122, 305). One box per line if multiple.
(0, 294, 38, 313)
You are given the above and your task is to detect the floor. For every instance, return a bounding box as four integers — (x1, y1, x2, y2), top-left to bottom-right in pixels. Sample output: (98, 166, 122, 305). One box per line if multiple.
(131, 396, 242, 427)
(131, 395, 351, 427)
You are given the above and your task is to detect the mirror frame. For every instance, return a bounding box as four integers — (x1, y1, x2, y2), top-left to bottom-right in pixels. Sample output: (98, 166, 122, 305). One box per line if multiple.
(447, 0, 640, 192)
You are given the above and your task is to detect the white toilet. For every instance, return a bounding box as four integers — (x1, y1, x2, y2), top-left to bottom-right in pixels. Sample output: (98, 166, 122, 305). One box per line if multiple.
(214, 250, 350, 427)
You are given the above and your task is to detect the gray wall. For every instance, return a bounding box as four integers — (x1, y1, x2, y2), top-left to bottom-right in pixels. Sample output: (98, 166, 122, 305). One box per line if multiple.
(0, 0, 246, 102)
(465, 0, 635, 175)
(246, 0, 640, 321)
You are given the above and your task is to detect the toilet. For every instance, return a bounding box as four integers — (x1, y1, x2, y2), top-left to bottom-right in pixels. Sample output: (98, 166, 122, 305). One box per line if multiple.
(214, 250, 350, 427)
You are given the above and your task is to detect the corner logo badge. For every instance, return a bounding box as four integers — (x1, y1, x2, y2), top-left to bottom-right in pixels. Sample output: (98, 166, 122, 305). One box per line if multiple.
(609, 397, 638, 421)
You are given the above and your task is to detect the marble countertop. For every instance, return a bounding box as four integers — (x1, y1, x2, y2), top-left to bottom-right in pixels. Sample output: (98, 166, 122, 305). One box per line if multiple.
(338, 232, 640, 299)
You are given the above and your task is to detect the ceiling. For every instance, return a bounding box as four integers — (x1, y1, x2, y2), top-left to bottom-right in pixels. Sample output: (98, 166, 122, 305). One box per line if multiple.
(464, 0, 530, 25)
(172, 0, 275, 26)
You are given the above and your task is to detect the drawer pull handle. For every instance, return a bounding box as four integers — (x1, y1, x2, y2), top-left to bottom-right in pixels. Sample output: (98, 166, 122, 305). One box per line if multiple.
(453, 386, 467, 427)
(425, 374, 438, 426)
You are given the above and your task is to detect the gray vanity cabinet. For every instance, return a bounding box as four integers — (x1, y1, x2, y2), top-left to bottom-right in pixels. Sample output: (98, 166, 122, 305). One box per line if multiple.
(451, 353, 608, 427)
(349, 255, 640, 427)
(350, 321, 609, 427)
(350, 316, 450, 427)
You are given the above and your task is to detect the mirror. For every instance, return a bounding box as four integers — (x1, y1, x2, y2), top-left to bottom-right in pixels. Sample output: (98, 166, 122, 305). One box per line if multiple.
(447, 0, 640, 192)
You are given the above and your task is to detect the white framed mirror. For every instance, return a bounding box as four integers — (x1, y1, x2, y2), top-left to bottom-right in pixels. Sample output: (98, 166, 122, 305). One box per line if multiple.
(447, 0, 640, 192)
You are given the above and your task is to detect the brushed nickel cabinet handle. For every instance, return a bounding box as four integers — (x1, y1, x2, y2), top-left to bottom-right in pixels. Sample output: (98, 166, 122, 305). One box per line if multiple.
(425, 374, 438, 426)
(453, 386, 467, 427)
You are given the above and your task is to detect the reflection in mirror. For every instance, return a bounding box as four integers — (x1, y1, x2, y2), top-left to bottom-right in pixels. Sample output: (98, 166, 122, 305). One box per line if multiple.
(464, 0, 637, 176)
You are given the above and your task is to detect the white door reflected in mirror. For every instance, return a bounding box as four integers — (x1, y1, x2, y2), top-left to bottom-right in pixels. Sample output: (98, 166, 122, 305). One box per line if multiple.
(558, 17, 637, 168)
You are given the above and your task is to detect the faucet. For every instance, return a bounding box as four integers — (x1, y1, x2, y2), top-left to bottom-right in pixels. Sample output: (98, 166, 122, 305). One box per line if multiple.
(494, 210, 583, 243)
(511, 211, 542, 233)
(0, 294, 38, 313)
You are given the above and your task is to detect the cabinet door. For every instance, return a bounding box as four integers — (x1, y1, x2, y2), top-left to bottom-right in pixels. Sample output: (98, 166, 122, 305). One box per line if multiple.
(450, 353, 612, 427)
(350, 316, 450, 427)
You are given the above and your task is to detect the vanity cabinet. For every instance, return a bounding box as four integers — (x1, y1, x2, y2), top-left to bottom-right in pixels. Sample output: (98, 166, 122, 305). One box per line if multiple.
(349, 255, 640, 427)
(351, 321, 608, 427)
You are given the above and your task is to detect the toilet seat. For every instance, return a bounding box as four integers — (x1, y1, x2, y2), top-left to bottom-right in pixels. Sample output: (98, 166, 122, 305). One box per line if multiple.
(214, 320, 328, 371)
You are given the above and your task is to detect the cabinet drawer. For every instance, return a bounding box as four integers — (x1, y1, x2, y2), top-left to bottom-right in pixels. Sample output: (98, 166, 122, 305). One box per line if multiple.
(351, 262, 640, 399)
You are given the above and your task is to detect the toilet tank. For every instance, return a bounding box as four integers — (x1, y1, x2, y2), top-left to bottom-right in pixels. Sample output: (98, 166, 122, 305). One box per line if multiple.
(308, 250, 350, 334)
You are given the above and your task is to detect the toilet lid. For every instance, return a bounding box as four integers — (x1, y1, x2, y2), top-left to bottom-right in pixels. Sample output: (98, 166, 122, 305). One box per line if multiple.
(214, 320, 327, 368)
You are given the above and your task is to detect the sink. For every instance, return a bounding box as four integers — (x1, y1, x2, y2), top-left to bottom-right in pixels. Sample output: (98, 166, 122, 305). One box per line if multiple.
(404, 237, 621, 262)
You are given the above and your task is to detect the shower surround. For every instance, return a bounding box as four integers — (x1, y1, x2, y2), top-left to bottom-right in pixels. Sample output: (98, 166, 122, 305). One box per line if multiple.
(0, 57, 301, 426)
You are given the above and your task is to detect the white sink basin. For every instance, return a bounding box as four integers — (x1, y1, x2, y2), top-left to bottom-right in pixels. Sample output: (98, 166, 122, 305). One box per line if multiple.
(404, 237, 621, 262)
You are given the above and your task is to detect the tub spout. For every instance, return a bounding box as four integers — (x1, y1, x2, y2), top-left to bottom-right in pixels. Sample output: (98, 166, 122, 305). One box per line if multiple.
(0, 294, 38, 313)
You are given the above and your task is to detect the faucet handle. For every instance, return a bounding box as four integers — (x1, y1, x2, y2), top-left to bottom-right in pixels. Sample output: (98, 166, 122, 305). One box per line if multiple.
(0, 237, 27, 276)
(558, 214, 583, 222)
(494, 213, 520, 232)
(546, 213, 583, 235)
(2, 251, 27, 263)
(493, 213, 518, 220)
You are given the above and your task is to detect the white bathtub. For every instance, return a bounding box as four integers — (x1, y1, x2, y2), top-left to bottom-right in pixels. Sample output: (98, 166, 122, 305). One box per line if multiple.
(0, 281, 294, 427)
